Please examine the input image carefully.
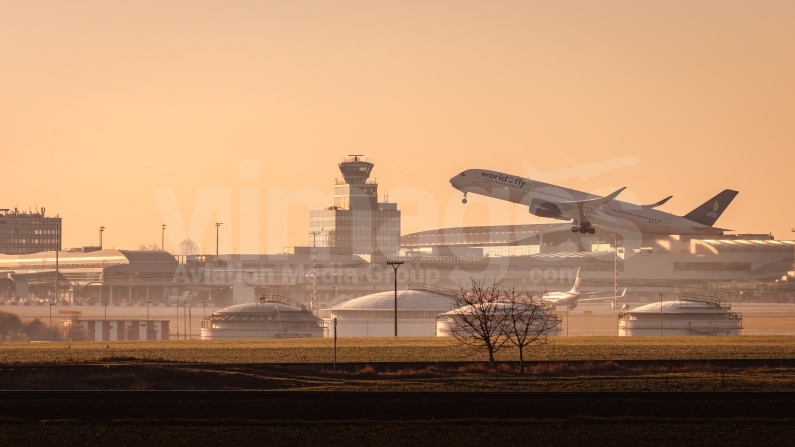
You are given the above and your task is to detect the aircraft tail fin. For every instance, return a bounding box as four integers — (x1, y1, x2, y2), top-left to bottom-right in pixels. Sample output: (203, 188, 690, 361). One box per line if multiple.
(683, 190, 738, 226)
(568, 268, 581, 294)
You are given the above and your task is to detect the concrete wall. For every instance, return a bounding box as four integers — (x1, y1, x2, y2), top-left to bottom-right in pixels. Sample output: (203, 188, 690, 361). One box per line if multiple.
(81, 320, 170, 341)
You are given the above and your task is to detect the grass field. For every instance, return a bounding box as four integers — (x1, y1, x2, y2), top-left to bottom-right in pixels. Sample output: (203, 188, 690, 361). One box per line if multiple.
(4, 360, 795, 391)
(3, 336, 795, 364)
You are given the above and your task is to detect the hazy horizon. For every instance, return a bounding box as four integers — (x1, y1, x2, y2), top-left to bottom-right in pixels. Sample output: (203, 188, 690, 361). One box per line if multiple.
(2, 1, 793, 253)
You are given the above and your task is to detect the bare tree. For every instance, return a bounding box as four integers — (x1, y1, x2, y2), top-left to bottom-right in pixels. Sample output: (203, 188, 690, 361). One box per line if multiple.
(138, 243, 161, 251)
(178, 237, 199, 256)
(501, 286, 560, 373)
(448, 277, 508, 369)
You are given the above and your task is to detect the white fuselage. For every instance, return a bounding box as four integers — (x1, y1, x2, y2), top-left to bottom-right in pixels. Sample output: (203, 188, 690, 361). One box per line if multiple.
(541, 291, 580, 309)
(450, 168, 723, 235)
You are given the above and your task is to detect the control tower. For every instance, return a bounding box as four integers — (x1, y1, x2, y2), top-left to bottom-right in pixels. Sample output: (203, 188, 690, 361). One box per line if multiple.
(310, 156, 400, 256)
(338, 155, 373, 184)
(333, 155, 378, 211)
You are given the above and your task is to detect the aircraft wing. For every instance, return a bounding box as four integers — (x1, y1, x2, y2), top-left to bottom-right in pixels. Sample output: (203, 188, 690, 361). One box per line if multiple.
(643, 196, 673, 209)
(577, 288, 627, 302)
(577, 297, 612, 302)
(691, 226, 732, 232)
(558, 187, 626, 212)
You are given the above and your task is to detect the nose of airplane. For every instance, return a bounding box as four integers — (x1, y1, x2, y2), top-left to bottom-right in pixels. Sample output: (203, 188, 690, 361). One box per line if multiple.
(449, 175, 460, 189)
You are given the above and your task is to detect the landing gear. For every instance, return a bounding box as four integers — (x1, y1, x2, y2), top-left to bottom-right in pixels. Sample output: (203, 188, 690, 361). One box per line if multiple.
(571, 223, 596, 234)
(462, 192, 468, 204)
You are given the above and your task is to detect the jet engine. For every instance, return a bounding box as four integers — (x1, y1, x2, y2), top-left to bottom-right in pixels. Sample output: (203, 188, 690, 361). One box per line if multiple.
(530, 199, 562, 219)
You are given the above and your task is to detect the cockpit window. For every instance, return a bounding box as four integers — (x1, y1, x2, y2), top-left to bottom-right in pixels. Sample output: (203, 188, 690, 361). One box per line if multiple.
(459, 172, 466, 176)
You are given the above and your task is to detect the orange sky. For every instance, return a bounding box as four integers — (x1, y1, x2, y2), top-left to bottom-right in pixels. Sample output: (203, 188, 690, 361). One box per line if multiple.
(1, 1, 793, 253)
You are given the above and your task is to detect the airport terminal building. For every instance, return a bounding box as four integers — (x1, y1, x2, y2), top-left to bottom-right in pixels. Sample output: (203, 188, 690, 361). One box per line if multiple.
(0, 249, 184, 304)
(399, 224, 794, 302)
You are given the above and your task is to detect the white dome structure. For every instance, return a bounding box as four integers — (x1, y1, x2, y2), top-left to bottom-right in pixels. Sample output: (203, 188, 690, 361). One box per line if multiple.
(201, 297, 324, 339)
(618, 295, 742, 336)
(324, 284, 457, 337)
(436, 303, 562, 337)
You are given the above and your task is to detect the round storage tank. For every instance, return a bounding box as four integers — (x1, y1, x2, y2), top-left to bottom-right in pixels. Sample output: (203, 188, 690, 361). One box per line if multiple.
(324, 286, 457, 337)
(618, 298, 742, 336)
(201, 299, 324, 339)
(436, 303, 562, 337)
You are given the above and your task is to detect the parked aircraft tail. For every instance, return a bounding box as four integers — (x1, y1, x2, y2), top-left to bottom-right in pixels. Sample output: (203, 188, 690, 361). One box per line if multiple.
(683, 189, 738, 226)
(568, 268, 581, 294)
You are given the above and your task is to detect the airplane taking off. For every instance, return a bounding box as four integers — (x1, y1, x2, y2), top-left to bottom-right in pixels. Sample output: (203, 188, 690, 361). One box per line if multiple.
(450, 168, 738, 235)
(539, 269, 626, 310)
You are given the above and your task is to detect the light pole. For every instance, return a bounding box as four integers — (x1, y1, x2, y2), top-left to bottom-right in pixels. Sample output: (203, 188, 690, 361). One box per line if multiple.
(215, 222, 223, 269)
(370, 226, 378, 295)
(659, 293, 663, 336)
(146, 301, 151, 341)
(99, 226, 105, 249)
(309, 230, 321, 314)
(161, 224, 166, 250)
(387, 260, 404, 337)
(54, 228, 59, 303)
(333, 317, 337, 370)
(54, 255, 58, 303)
(201, 301, 206, 340)
(176, 297, 180, 340)
(49, 303, 55, 331)
(613, 234, 618, 310)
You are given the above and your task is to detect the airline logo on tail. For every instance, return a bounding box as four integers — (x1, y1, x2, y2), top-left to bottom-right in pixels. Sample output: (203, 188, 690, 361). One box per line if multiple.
(707, 201, 720, 219)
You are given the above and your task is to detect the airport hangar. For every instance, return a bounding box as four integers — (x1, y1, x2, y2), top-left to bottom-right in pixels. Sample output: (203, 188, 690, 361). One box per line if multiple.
(0, 249, 194, 304)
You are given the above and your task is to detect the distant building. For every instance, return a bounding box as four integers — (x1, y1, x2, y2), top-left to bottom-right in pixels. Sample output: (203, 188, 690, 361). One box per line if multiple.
(309, 156, 401, 256)
(0, 207, 61, 255)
